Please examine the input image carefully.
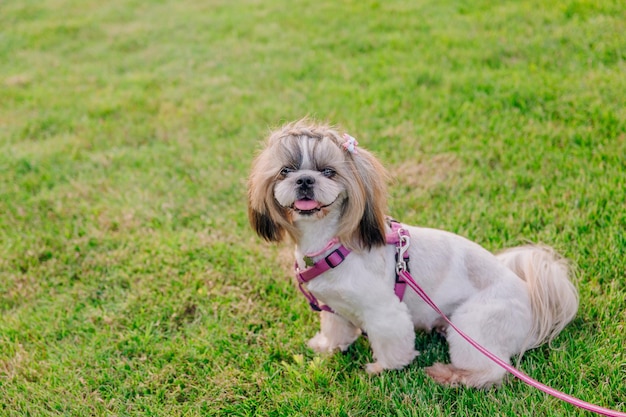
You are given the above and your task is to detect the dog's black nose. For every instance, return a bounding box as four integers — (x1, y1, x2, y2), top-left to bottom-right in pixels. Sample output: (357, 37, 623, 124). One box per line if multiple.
(296, 176, 315, 188)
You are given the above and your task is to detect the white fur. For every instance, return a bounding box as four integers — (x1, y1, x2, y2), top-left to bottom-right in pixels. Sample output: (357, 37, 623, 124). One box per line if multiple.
(248, 121, 579, 388)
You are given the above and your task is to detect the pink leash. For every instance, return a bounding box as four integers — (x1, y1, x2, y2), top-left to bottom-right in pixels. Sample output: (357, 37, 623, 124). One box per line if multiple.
(398, 268, 626, 417)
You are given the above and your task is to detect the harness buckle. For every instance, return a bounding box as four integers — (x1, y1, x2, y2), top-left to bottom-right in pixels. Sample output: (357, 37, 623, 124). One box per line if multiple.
(395, 228, 410, 275)
(324, 247, 346, 269)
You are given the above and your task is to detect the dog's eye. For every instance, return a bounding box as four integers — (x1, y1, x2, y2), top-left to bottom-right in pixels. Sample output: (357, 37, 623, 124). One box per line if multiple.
(280, 167, 294, 176)
(321, 168, 336, 178)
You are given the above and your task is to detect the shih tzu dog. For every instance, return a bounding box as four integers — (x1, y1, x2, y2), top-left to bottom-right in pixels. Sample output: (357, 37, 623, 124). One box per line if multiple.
(247, 119, 578, 388)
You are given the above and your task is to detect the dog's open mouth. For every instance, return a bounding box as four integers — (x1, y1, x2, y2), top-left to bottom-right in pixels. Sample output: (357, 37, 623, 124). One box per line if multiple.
(291, 199, 330, 215)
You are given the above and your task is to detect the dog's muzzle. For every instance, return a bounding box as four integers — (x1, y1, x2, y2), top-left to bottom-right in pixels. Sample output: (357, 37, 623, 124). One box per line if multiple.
(295, 175, 316, 201)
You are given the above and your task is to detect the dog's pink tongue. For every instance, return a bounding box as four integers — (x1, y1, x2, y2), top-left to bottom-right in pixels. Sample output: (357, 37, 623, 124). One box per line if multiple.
(294, 200, 319, 210)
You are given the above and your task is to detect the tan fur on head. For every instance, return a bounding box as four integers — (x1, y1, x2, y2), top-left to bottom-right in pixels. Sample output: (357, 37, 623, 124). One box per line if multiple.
(247, 119, 389, 250)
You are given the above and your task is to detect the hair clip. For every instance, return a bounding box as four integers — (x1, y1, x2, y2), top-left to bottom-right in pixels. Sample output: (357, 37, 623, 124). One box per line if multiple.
(342, 133, 359, 154)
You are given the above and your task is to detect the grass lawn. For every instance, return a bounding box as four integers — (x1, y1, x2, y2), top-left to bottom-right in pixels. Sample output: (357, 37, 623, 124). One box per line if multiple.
(1, 0, 625, 415)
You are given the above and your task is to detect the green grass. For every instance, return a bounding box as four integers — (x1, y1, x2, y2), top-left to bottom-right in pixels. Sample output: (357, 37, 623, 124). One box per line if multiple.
(1, 0, 625, 415)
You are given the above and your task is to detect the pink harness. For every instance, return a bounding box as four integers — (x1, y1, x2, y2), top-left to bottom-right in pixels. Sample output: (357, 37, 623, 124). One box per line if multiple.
(295, 220, 408, 312)
(293, 221, 625, 417)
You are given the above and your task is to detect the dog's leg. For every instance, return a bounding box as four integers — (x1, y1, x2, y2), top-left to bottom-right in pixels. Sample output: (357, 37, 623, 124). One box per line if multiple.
(308, 311, 361, 353)
(363, 306, 418, 373)
(426, 291, 531, 388)
(432, 317, 449, 337)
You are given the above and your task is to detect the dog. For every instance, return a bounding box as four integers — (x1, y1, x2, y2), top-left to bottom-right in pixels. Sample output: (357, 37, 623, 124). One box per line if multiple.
(247, 119, 578, 388)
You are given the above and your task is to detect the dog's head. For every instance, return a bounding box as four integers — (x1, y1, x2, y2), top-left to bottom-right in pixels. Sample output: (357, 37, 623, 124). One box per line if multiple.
(247, 120, 388, 250)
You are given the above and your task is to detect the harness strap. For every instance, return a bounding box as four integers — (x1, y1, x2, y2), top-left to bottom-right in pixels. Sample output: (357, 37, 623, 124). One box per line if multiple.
(294, 220, 410, 312)
(295, 246, 351, 283)
(387, 220, 410, 300)
(297, 280, 334, 312)
(295, 245, 350, 312)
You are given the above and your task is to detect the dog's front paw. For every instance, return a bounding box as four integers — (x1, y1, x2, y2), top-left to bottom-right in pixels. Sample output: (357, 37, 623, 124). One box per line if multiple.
(307, 332, 336, 354)
(365, 350, 419, 374)
(365, 362, 385, 374)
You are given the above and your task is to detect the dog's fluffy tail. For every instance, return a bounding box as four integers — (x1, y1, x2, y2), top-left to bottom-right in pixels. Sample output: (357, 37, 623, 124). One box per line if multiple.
(497, 245, 579, 350)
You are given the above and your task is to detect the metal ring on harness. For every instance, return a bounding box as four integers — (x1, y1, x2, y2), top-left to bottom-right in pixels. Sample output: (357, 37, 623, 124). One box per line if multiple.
(395, 228, 410, 275)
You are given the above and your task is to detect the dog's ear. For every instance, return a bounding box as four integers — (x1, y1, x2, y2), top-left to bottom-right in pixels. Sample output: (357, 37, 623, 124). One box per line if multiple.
(357, 199, 386, 249)
(248, 207, 284, 242)
(338, 146, 388, 250)
(247, 142, 293, 243)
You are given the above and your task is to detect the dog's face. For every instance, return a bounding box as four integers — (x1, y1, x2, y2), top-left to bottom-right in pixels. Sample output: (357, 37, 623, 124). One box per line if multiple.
(248, 120, 389, 250)
(272, 135, 346, 221)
